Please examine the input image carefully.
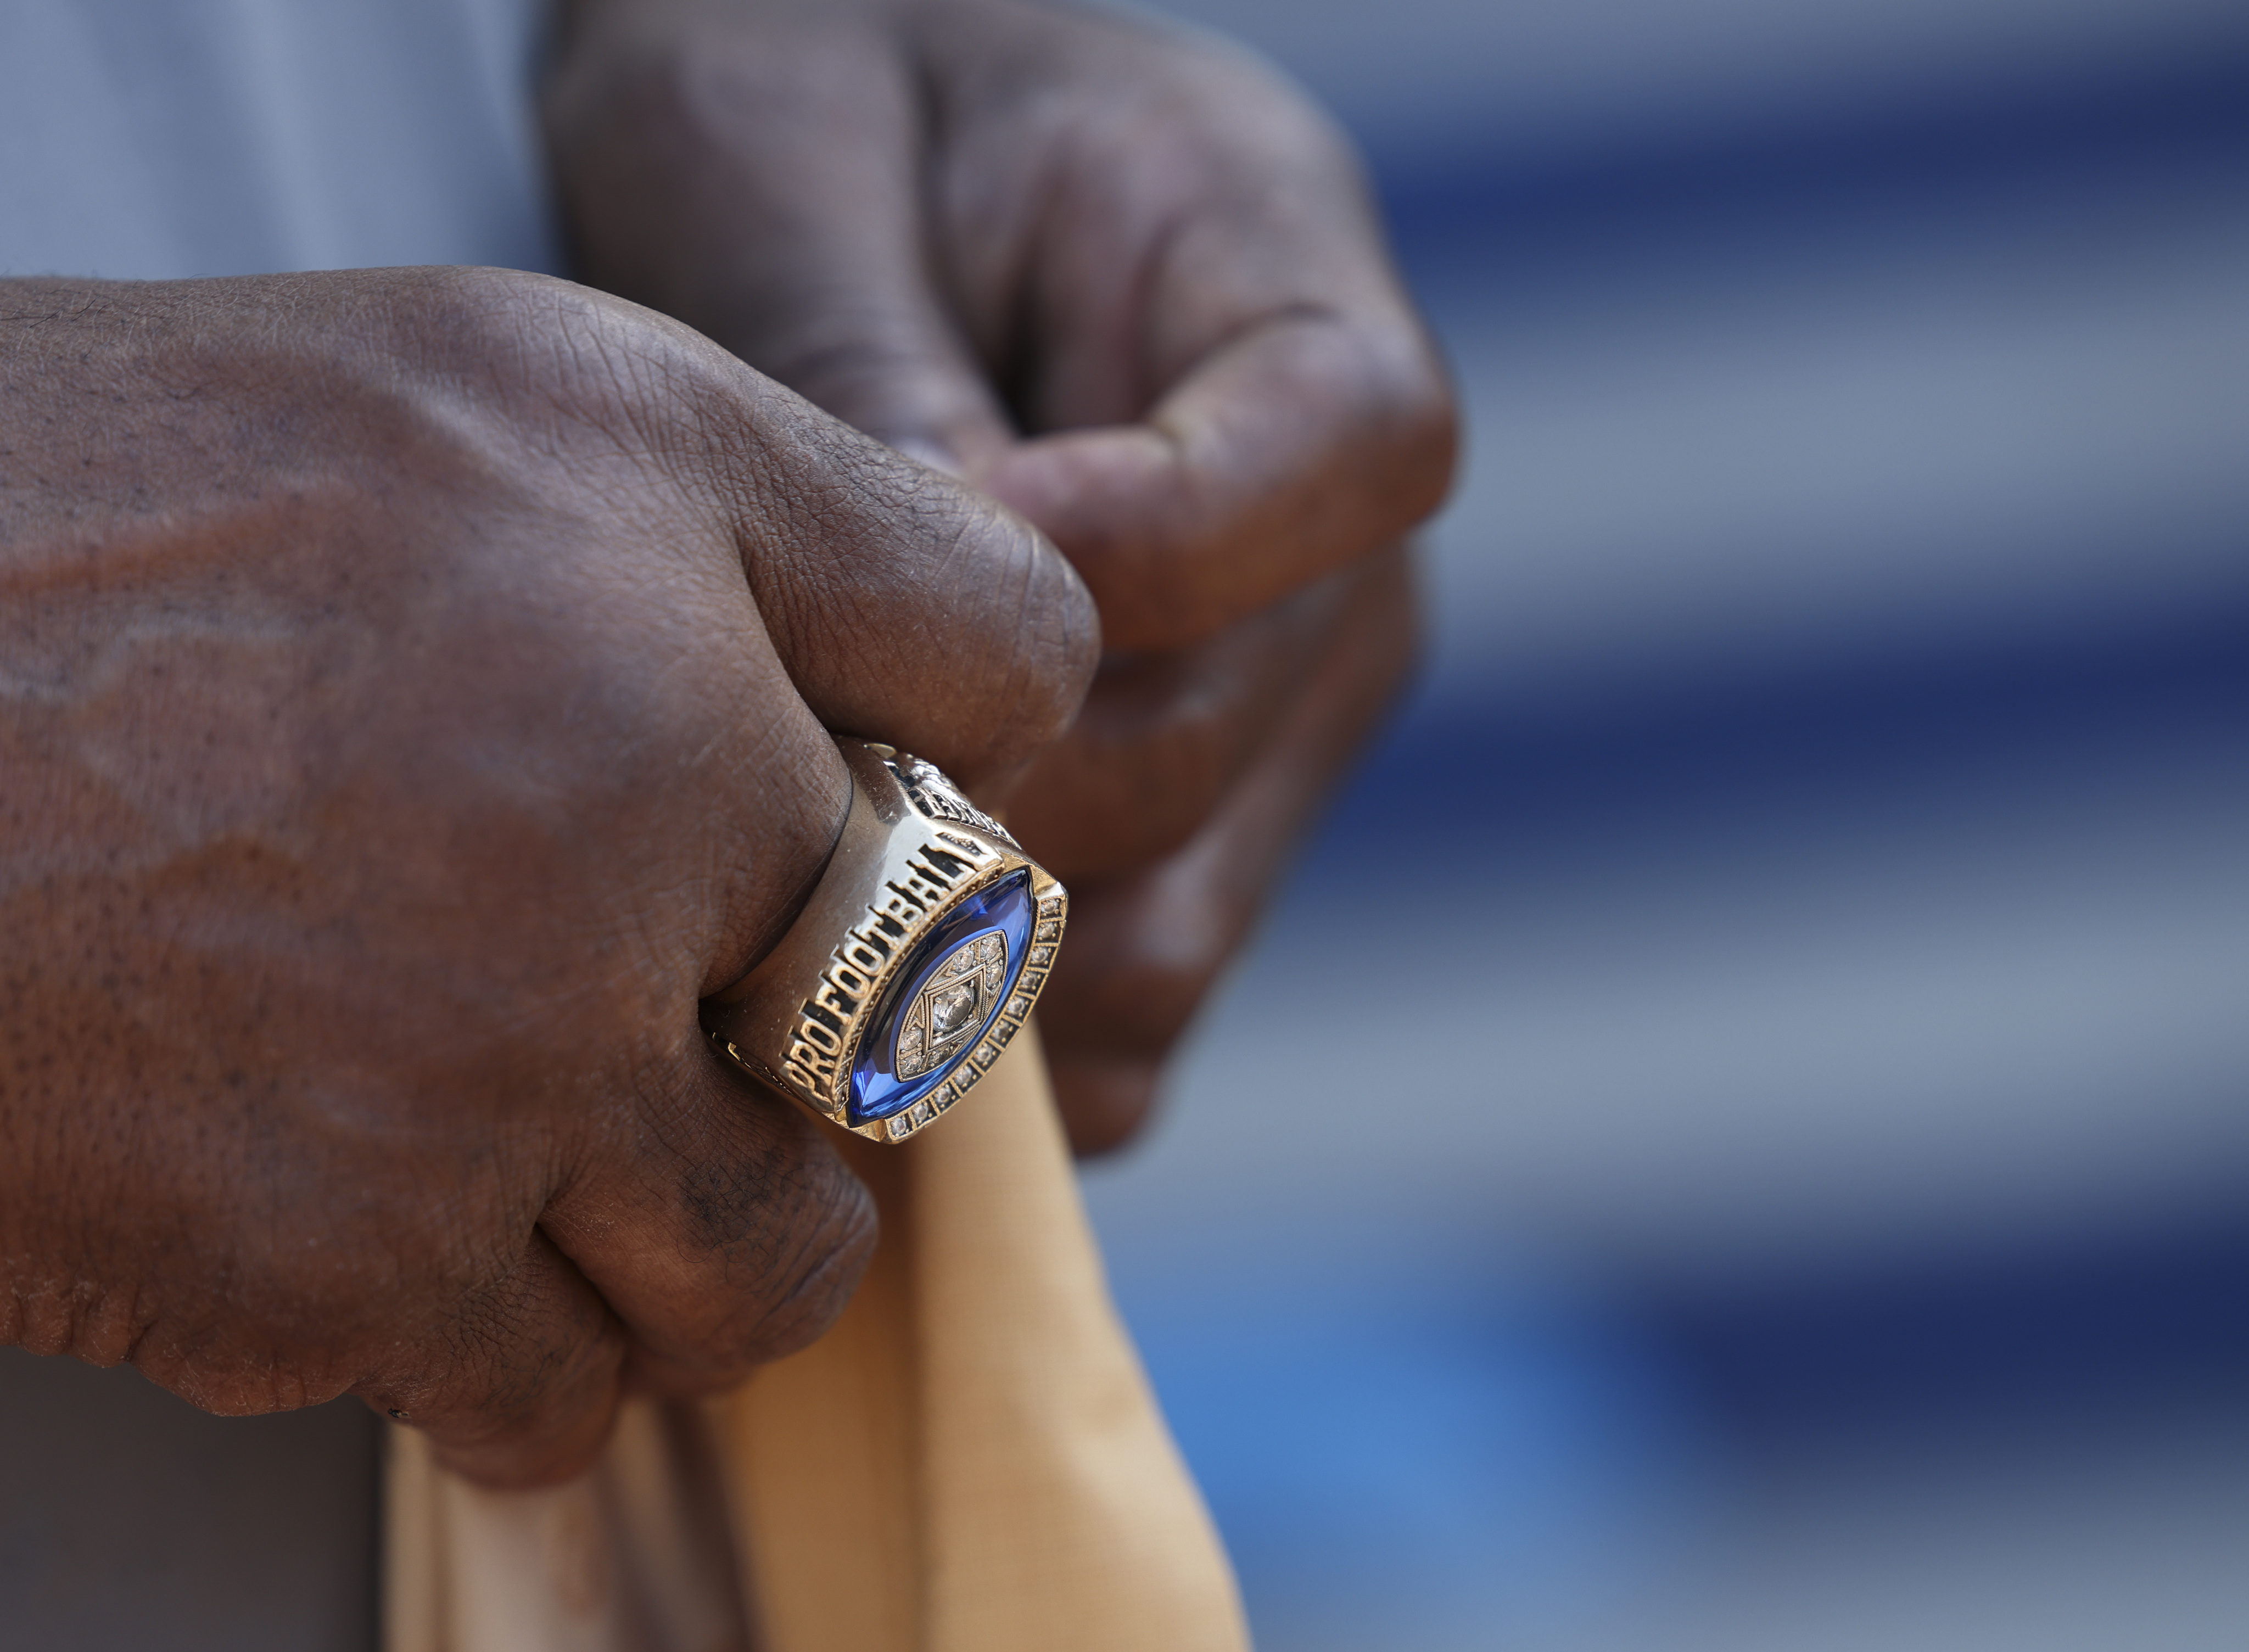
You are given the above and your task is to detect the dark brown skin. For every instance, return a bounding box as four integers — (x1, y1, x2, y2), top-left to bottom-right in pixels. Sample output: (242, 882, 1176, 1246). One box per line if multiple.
(0, 266, 1095, 1486)
(546, 0, 1459, 1150)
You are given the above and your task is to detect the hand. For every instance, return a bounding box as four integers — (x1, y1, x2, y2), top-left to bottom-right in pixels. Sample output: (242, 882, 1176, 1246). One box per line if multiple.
(0, 267, 1093, 1485)
(546, 0, 1456, 1150)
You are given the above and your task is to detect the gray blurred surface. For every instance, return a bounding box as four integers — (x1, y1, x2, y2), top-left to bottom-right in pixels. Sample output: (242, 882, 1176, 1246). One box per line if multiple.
(0, 1348, 381, 1651)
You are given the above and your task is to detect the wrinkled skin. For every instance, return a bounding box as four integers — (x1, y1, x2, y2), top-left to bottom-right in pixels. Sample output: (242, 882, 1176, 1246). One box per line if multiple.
(546, 0, 1458, 1152)
(0, 267, 1094, 1486)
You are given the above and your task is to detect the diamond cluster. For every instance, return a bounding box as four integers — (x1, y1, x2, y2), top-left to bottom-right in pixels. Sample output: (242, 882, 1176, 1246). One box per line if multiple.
(883, 886, 1067, 1142)
(895, 932, 1009, 1080)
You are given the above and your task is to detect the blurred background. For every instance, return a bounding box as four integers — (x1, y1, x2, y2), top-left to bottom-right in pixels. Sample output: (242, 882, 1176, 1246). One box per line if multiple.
(1084, 2, 2249, 1647)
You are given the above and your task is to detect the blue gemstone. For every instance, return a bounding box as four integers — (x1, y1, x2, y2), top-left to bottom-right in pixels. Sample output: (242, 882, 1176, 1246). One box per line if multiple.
(848, 869, 1036, 1127)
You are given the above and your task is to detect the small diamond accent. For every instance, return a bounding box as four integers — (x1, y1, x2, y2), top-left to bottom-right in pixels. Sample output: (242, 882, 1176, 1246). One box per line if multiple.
(888, 1115, 915, 1141)
(1030, 945, 1053, 966)
(909, 1100, 933, 1128)
(1005, 995, 1031, 1020)
(1035, 921, 1061, 942)
(974, 1042, 999, 1068)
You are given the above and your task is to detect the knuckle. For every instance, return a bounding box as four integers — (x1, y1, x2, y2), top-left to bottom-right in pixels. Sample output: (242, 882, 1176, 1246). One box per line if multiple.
(732, 1187, 876, 1364)
(1339, 325, 1462, 538)
(681, 1135, 876, 1368)
(378, 265, 589, 381)
(962, 500, 1102, 758)
(764, 438, 1099, 775)
(1018, 658, 1275, 881)
(381, 264, 750, 476)
(401, 1313, 622, 1459)
(596, 1088, 877, 1377)
(350, 1220, 615, 1424)
(1385, 364, 1463, 524)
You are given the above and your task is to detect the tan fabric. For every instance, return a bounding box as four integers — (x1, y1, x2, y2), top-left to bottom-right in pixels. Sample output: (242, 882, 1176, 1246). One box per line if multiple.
(385, 1029, 1249, 1652)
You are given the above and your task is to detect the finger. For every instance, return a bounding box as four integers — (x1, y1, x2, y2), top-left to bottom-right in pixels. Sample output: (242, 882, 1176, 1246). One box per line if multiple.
(977, 299, 1453, 655)
(1009, 555, 1370, 884)
(547, 12, 1017, 473)
(522, 289, 1092, 798)
(534, 1039, 877, 1399)
(553, 8, 1452, 663)
(719, 395, 1097, 791)
(918, 19, 1458, 650)
(362, 1231, 630, 1491)
(550, 19, 1094, 785)
(1037, 545, 1420, 1154)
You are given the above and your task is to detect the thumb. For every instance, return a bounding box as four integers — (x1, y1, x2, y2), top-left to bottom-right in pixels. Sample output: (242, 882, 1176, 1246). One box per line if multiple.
(549, 15, 1013, 474)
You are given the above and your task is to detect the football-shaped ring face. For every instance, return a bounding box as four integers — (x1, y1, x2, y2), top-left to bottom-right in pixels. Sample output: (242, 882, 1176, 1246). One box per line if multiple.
(848, 868, 1036, 1127)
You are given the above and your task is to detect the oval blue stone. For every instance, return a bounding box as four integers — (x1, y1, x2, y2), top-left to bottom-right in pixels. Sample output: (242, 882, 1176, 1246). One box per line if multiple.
(849, 869, 1036, 1127)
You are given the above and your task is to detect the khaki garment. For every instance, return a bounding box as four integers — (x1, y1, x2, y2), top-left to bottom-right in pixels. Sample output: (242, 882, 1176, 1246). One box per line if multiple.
(384, 1028, 1250, 1652)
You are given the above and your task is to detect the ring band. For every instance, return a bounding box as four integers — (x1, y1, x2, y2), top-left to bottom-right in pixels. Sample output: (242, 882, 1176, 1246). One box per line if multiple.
(704, 737, 1067, 1144)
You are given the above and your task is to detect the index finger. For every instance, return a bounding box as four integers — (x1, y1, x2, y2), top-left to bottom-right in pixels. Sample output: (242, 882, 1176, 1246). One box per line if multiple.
(978, 304, 1453, 649)
(953, 44, 1458, 651)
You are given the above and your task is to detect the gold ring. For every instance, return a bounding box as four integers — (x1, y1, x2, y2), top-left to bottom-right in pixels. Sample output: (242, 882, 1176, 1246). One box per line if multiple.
(704, 738, 1067, 1143)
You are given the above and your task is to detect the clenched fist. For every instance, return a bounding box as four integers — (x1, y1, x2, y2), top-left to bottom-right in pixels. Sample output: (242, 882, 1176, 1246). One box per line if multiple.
(0, 266, 1094, 1485)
